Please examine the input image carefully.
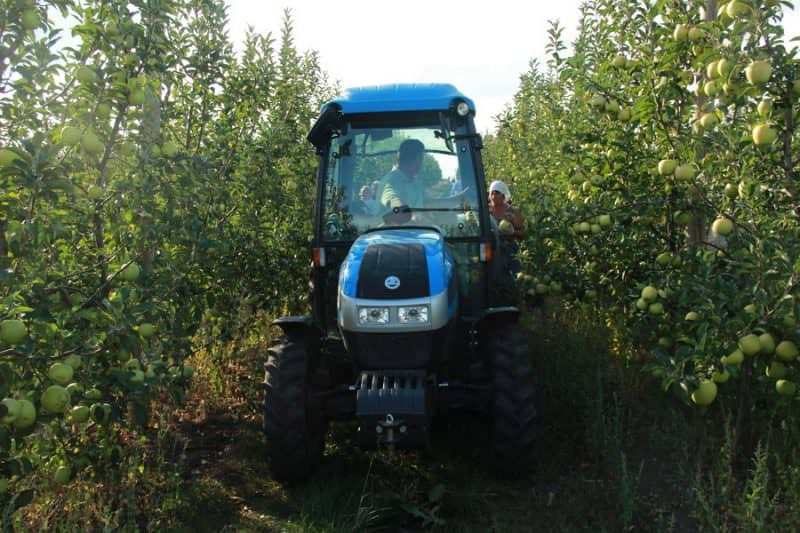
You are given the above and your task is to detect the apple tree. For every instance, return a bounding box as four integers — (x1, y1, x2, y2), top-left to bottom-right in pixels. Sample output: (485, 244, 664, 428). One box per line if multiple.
(484, 0, 799, 450)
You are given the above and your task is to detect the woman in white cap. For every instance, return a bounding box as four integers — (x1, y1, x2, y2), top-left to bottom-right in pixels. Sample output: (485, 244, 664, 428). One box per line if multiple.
(488, 180, 526, 274)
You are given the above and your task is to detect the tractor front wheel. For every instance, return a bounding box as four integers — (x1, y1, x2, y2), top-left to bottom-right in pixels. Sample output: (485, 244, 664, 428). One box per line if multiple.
(263, 336, 325, 482)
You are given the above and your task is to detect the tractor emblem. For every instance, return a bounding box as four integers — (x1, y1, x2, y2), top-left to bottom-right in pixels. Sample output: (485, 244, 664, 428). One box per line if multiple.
(384, 276, 401, 290)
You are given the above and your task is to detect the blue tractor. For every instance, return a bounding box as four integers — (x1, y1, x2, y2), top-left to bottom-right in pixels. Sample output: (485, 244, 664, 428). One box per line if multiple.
(263, 84, 535, 482)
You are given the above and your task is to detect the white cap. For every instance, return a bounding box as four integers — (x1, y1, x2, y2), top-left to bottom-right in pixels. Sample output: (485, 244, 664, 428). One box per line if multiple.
(489, 180, 511, 201)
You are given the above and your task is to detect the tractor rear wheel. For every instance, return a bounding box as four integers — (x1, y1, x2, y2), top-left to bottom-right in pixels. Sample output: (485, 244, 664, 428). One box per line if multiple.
(488, 323, 536, 475)
(263, 336, 325, 482)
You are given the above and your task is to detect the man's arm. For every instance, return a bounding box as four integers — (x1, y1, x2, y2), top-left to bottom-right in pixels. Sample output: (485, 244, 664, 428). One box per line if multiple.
(380, 172, 407, 209)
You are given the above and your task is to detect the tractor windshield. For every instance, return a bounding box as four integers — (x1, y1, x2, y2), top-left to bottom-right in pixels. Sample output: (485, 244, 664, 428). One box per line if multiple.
(320, 126, 481, 241)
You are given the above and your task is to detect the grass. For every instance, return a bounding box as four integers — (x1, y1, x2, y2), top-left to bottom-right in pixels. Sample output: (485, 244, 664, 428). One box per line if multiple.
(12, 301, 800, 531)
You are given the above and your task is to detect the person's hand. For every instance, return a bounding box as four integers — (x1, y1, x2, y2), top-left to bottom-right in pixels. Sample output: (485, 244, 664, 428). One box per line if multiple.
(498, 219, 515, 236)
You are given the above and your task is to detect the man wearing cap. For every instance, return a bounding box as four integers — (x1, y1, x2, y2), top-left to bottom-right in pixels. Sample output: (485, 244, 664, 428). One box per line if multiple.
(379, 139, 426, 210)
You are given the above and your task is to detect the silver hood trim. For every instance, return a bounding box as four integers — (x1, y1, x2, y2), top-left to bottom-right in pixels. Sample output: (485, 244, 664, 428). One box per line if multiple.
(338, 290, 450, 333)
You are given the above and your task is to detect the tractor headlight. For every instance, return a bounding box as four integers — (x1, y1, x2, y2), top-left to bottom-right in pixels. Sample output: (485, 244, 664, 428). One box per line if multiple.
(358, 307, 390, 325)
(455, 101, 470, 116)
(398, 305, 430, 324)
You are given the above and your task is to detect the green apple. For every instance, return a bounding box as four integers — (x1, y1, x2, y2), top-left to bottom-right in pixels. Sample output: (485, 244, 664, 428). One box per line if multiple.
(61, 126, 82, 146)
(776, 380, 797, 397)
(97, 102, 113, 118)
(1, 398, 21, 424)
(66, 382, 83, 397)
(149, 145, 161, 158)
(64, 355, 82, 370)
(84, 388, 102, 400)
(611, 55, 627, 68)
(48, 363, 74, 385)
(775, 340, 799, 362)
(535, 283, 549, 295)
(641, 286, 658, 302)
(0, 319, 27, 345)
(13, 400, 35, 428)
(674, 211, 691, 225)
(656, 252, 671, 266)
(712, 370, 730, 383)
(69, 405, 90, 423)
(648, 302, 664, 315)
(578, 222, 591, 234)
(691, 380, 718, 406)
(706, 61, 719, 79)
(119, 262, 140, 282)
(766, 361, 787, 379)
(757, 99, 773, 117)
(744, 304, 757, 316)
(161, 141, 178, 157)
(589, 94, 606, 108)
(81, 131, 105, 155)
(716, 58, 733, 78)
(674, 164, 697, 181)
(598, 214, 612, 228)
(41, 385, 70, 414)
(700, 112, 718, 129)
(20, 9, 40, 30)
(685, 311, 700, 322)
(636, 298, 648, 311)
(739, 334, 761, 357)
(745, 60, 772, 85)
(725, 349, 744, 365)
(53, 465, 71, 484)
(783, 314, 797, 328)
(138, 323, 156, 338)
(752, 124, 776, 146)
(687, 27, 703, 41)
(724, 183, 738, 198)
(726, 0, 749, 18)
(712, 217, 733, 236)
(605, 100, 620, 113)
(124, 358, 141, 371)
(75, 66, 96, 84)
(617, 108, 631, 121)
(759, 333, 776, 355)
(673, 24, 689, 42)
(658, 159, 678, 176)
(86, 185, 104, 200)
(703, 81, 719, 97)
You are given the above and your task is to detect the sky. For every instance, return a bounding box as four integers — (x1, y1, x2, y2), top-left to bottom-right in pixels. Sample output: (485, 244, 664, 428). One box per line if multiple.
(226, 0, 800, 134)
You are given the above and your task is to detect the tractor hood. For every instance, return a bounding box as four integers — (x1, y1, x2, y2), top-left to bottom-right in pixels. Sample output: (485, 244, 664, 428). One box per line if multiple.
(337, 228, 457, 333)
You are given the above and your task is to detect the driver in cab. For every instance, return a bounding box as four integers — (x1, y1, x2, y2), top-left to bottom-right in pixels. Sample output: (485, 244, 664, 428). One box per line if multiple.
(379, 138, 426, 212)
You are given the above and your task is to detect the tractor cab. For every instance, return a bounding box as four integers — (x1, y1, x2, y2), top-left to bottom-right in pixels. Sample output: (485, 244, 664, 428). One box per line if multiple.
(307, 84, 500, 335)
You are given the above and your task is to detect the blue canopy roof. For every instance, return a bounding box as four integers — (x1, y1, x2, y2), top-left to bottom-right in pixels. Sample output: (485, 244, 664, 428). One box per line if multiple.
(323, 83, 476, 115)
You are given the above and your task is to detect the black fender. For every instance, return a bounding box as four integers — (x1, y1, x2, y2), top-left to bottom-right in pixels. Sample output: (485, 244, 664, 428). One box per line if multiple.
(477, 306, 520, 328)
(272, 316, 324, 341)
